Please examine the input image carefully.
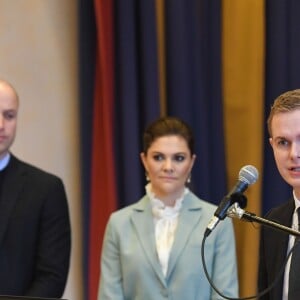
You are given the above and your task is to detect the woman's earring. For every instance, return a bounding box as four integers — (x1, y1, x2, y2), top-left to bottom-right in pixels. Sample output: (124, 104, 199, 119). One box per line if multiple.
(145, 172, 150, 181)
(187, 173, 191, 183)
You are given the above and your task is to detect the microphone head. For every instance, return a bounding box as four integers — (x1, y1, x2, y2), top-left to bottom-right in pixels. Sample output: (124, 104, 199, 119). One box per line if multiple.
(239, 165, 259, 185)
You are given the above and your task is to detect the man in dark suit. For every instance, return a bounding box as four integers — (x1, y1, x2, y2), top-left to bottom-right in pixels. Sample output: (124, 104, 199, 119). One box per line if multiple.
(0, 79, 71, 297)
(258, 89, 300, 300)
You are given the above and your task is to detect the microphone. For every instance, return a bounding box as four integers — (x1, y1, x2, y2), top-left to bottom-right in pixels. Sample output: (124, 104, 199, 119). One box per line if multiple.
(205, 165, 259, 237)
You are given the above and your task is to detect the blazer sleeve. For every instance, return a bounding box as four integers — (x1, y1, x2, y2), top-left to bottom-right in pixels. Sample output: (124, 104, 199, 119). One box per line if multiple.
(25, 176, 71, 297)
(257, 225, 271, 300)
(257, 201, 293, 300)
(98, 214, 125, 300)
(210, 218, 239, 299)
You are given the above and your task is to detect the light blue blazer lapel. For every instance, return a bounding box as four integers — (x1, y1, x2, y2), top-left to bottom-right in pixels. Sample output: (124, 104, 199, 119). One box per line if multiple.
(166, 193, 202, 279)
(130, 196, 167, 287)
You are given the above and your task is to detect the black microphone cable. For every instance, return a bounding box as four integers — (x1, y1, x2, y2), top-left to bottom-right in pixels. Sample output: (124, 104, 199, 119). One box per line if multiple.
(201, 217, 297, 299)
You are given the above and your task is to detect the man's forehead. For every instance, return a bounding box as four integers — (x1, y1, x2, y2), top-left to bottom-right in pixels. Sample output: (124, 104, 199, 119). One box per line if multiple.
(272, 110, 300, 135)
(0, 82, 19, 105)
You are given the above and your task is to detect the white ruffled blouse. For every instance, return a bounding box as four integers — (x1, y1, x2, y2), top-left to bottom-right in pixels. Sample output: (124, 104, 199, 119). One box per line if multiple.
(146, 183, 188, 277)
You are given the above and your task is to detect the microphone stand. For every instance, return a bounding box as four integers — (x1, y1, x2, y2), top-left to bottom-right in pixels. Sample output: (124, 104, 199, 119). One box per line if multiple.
(227, 203, 300, 238)
(202, 194, 300, 300)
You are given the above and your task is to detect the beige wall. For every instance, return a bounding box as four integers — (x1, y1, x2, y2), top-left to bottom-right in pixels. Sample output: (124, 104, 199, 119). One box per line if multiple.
(0, 1, 82, 299)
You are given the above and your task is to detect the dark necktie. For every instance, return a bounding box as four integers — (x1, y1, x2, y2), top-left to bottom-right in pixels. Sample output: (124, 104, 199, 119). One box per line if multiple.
(288, 207, 300, 299)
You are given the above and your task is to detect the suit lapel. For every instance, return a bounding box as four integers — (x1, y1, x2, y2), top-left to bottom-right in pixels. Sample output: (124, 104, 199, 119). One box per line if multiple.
(166, 194, 202, 279)
(130, 197, 167, 286)
(269, 199, 294, 261)
(264, 198, 294, 299)
(0, 155, 25, 244)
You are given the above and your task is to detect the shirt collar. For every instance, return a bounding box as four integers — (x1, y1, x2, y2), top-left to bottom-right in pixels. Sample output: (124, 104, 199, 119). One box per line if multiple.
(145, 183, 189, 209)
(293, 190, 300, 210)
(0, 153, 11, 171)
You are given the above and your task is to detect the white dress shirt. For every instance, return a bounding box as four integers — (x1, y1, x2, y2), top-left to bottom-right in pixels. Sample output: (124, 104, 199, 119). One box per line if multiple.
(282, 191, 300, 300)
(0, 152, 10, 171)
(146, 183, 188, 277)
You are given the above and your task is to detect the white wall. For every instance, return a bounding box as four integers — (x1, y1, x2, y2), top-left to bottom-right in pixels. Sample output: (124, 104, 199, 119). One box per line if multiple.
(0, 1, 82, 299)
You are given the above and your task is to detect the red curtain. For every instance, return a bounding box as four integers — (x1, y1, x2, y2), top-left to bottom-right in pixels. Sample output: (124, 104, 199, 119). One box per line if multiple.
(89, 1, 116, 300)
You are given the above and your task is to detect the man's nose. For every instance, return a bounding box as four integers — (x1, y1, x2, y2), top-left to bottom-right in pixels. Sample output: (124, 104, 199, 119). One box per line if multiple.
(0, 116, 4, 129)
(291, 142, 300, 159)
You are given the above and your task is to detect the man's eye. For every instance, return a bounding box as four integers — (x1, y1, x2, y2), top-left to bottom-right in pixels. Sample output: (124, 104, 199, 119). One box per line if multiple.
(174, 155, 185, 162)
(4, 112, 16, 120)
(153, 154, 164, 161)
(277, 139, 289, 146)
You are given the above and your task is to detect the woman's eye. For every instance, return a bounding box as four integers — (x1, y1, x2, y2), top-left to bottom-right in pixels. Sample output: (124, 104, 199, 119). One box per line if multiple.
(174, 155, 185, 162)
(153, 154, 164, 161)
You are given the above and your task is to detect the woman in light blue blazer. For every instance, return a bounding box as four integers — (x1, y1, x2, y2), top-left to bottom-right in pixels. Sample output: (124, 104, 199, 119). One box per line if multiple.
(98, 117, 238, 300)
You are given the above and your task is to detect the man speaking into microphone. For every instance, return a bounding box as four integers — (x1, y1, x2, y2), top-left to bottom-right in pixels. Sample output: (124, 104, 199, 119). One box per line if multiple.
(258, 89, 300, 300)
